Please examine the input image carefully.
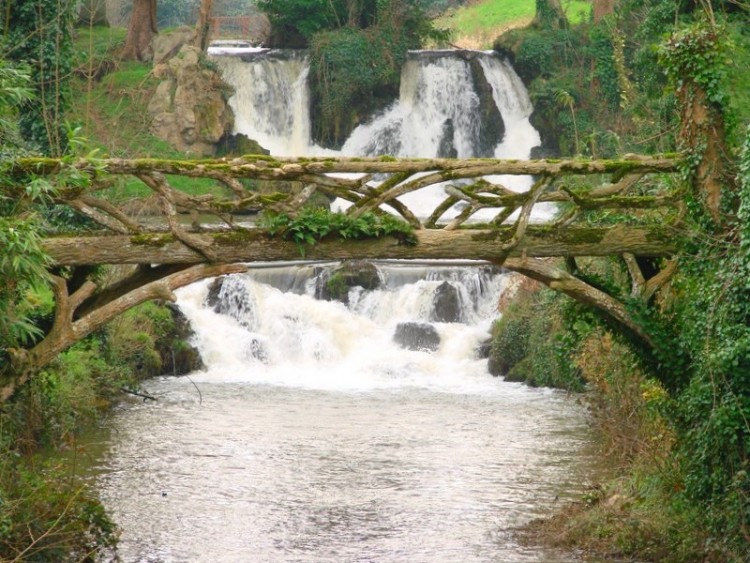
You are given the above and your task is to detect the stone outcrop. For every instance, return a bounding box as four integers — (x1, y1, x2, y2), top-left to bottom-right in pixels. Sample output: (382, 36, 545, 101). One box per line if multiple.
(393, 322, 441, 352)
(316, 261, 382, 304)
(159, 304, 204, 375)
(431, 281, 462, 323)
(148, 44, 234, 156)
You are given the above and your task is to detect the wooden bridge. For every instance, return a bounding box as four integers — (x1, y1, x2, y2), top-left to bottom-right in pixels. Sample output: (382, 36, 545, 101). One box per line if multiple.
(2, 154, 684, 397)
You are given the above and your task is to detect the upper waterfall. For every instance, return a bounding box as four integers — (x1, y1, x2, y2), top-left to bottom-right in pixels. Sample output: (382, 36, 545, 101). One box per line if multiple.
(209, 48, 540, 160)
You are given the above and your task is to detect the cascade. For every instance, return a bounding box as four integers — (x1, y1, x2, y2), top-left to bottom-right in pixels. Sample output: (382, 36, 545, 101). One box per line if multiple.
(209, 46, 544, 219)
(179, 261, 508, 391)
(209, 47, 539, 160)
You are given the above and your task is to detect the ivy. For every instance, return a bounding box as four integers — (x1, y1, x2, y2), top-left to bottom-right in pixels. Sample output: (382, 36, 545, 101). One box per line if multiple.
(2, 0, 76, 155)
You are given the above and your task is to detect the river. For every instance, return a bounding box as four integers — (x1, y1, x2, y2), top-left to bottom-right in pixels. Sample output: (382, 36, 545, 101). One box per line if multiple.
(89, 263, 594, 562)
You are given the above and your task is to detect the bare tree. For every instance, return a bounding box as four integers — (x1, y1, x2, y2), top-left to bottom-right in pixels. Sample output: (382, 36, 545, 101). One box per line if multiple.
(121, 0, 157, 61)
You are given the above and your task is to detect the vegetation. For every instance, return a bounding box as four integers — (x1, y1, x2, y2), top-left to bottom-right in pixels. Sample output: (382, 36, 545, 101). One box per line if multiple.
(485, 2, 750, 560)
(258, 0, 450, 146)
(262, 207, 417, 254)
(436, 0, 590, 49)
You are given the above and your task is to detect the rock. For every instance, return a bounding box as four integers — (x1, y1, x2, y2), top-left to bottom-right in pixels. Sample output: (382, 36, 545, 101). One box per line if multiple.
(148, 45, 234, 156)
(205, 275, 256, 329)
(316, 261, 382, 304)
(468, 57, 505, 157)
(476, 338, 492, 359)
(393, 322, 441, 352)
(153, 26, 197, 64)
(431, 281, 462, 323)
(205, 276, 224, 309)
(216, 133, 271, 157)
(437, 119, 458, 159)
(160, 303, 204, 375)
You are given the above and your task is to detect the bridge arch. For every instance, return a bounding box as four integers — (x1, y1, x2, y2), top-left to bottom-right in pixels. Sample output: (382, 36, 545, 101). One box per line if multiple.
(2, 154, 683, 399)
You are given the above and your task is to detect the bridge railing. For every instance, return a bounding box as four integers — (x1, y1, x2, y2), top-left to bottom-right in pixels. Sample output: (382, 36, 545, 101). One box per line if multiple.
(6, 154, 683, 264)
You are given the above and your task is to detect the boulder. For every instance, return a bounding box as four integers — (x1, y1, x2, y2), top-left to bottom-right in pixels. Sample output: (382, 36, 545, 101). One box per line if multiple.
(148, 45, 234, 156)
(205, 275, 256, 329)
(431, 281, 462, 323)
(468, 57, 505, 157)
(152, 26, 197, 64)
(393, 322, 441, 352)
(160, 304, 204, 375)
(316, 261, 382, 304)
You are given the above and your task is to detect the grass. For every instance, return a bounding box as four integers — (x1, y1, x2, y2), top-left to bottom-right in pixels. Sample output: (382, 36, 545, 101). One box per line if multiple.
(436, 0, 592, 49)
(69, 25, 228, 200)
(726, 20, 750, 145)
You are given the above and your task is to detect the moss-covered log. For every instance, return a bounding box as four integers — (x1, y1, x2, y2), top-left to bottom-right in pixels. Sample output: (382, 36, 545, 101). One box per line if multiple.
(42, 225, 677, 266)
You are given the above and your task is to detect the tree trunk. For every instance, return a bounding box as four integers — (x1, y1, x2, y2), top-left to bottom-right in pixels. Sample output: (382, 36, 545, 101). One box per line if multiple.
(121, 0, 157, 61)
(195, 0, 214, 52)
(534, 0, 568, 29)
(593, 0, 616, 23)
(41, 226, 677, 266)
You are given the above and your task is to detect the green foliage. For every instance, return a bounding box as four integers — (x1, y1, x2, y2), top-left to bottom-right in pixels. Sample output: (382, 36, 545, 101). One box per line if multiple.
(309, 25, 404, 145)
(0, 216, 51, 349)
(0, 61, 34, 154)
(261, 208, 417, 254)
(2, 0, 76, 155)
(0, 460, 117, 561)
(489, 286, 585, 391)
(257, 0, 356, 40)
(660, 22, 729, 107)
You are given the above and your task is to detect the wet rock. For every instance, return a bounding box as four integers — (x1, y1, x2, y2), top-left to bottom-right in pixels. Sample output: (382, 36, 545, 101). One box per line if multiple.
(437, 119, 458, 159)
(476, 338, 492, 359)
(393, 322, 441, 352)
(160, 303, 204, 375)
(468, 57, 505, 157)
(431, 281, 462, 323)
(316, 261, 382, 304)
(205, 275, 256, 329)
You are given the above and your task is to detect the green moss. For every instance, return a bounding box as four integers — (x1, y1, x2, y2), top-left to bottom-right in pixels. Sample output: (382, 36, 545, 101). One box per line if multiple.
(378, 155, 397, 162)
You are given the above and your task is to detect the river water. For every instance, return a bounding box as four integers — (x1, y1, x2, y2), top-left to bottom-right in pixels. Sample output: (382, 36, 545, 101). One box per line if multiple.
(91, 263, 594, 562)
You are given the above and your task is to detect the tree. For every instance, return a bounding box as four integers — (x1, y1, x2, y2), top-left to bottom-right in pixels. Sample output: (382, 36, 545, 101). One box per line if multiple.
(533, 0, 568, 29)
(2, 0, 75, 155)
(195, 0, 215, 52)
(121, 0, 158, 61)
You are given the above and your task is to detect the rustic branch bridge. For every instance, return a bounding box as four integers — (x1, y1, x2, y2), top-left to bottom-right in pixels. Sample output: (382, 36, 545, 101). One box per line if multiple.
(2, 154, 685, 397)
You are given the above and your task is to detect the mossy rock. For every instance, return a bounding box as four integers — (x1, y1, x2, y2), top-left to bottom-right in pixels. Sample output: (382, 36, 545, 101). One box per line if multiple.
(316, 260, 382, 304)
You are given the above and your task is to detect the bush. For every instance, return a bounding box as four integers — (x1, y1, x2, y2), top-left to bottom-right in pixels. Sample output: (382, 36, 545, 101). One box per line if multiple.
(489, 286, 585, 391)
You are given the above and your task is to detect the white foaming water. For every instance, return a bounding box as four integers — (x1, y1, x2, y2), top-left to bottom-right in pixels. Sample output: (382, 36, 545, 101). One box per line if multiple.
(177, 263, 508, 394)
(211, 51, 313, 156)
(211, 49, 546, 220)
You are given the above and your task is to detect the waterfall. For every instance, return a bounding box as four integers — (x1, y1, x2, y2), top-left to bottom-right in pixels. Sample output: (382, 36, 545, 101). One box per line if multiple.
(210, 48, 539, 160)
(211, 50, 313, 156)
(177, 262, 509, 392)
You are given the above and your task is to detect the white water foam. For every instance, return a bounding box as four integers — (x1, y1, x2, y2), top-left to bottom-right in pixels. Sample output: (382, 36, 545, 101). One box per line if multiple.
(176, 265, 509, 395)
